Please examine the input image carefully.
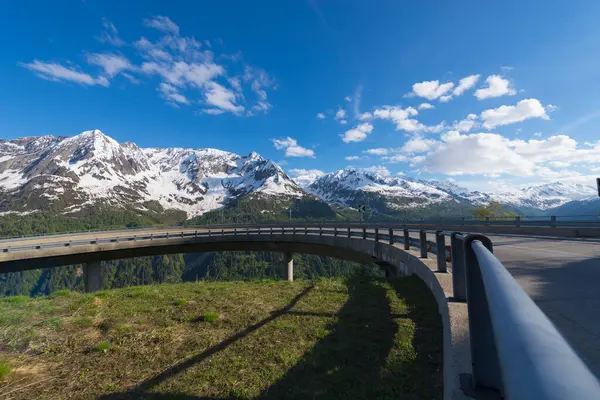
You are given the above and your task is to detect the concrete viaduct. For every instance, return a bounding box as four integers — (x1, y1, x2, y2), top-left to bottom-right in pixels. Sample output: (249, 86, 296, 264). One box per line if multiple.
(2, 222, 600, 399)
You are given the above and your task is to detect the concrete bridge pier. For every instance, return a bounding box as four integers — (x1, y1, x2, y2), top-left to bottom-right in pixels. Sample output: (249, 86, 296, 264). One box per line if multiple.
(284, 252, 294, 282)
(84, 261, 102, 292)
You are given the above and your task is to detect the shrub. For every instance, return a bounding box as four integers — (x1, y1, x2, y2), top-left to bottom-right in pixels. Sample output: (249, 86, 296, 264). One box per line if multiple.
(202, 312, 219, 323)
(95, 341, 111, 352)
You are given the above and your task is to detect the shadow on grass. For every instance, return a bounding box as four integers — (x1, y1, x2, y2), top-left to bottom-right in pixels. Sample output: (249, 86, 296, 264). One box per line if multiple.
(99, 276, 443, 400)
(258, 276, 400, 399)
(259, 275, 442, 399)
(98, 286, 314, 400)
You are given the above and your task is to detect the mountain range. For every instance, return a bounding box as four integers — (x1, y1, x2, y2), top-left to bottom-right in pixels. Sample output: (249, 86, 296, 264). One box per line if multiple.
(0, 130, 597, 218)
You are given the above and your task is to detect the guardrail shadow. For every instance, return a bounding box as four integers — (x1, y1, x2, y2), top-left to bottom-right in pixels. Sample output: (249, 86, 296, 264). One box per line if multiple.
(98, 285, 314, 399)
(97, 276, 442, 399)
(258, 275, 442, 399)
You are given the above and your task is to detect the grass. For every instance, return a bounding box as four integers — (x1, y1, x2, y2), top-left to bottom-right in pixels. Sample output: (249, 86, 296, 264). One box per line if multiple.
(0, 277, 442, 399)
(0, 360, 11, 379)
(201, 311, 219, 322)
(0, 296, 29, 304)
(95, 341, 112, 352)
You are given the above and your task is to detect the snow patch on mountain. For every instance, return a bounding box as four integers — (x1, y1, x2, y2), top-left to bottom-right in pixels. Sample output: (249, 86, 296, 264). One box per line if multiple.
(0, 130, 304, 216)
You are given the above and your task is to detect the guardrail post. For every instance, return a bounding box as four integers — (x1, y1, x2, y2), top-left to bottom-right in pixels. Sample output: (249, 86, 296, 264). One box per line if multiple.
(305, 226, 308, 235)
(515, 216, 521, 227)
(551, 215, 556, 228)
(234, 228, 237, 236)
(293, 226, 296, 236)
(389, 228, 394, 245)
(362, 227, 366, 239)
(319, 226, 323, 236)
(334, 227, 338, 237)
(419, 230, 427, 258)
(436, 231, 446, 272)
(403, 229, 410, 250)
(348, 227, 351, 238)
(375, 228, 379, 242)
(450, 233, 466, 302)
(463, 234, 502, 393)
(461, 216, 465, 227)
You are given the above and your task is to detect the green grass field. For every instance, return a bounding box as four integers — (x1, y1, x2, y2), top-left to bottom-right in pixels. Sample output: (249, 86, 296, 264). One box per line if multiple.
(0, 276, 442, 399)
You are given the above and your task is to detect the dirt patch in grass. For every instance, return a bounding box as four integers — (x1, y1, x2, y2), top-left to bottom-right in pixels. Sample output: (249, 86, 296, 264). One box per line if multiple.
(0, 277, 442, 399)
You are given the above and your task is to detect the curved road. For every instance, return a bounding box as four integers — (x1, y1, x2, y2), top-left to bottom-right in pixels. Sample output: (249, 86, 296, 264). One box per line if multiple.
(489, 235, 600, 378)
(2, 227, 599, 378)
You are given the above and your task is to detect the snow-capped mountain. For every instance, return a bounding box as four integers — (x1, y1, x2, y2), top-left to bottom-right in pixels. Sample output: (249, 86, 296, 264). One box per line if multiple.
(303, 168, 456, 211)
(1, 130, 596, 218)
(296, 167, 597, 213)
(0, 130, 304, 216)
(489, 182, 597, 210)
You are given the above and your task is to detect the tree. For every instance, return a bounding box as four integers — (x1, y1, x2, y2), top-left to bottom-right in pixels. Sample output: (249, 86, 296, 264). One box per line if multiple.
(473, 200, 512, 220)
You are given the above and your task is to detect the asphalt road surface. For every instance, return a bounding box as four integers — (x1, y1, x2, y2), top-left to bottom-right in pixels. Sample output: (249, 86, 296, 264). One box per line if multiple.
(484, 235, 600, 378)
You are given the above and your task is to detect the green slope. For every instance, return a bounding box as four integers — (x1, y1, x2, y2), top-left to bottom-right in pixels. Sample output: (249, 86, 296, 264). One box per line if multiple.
(0, 276, 442, 399)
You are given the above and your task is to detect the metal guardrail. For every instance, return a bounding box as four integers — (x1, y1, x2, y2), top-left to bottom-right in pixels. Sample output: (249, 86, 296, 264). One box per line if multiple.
(1, 214, 600, 241)
(1, 224, 599, 397)
(454, 233, 600, 399)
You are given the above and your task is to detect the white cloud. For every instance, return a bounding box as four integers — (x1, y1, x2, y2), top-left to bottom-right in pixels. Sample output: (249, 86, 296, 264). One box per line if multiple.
(363, 166, 391, 176)
(340, 122, 374, 143)
(401, 135, 437, 153)
(481, 98, 548, 129)
(418, 103, 434, 110)
(453, 74, 480, 96)
(316, 112, 326, 120)
(533, 132, 543, 137)
(548, 161, 571, 168)
(409, 80, 454, 100)
(372, 105, 445, 133)
(19, 60, 109, 86)
(385, 154, 410, 164)
(201, 108, 225, 115)
(86, 53, 135, 77)
(97, 18, 126, 47)
(344, 96, 351, 102)
(358, 112, 373, 120)
(335, 108, 347, 121)
(453, 113, 478, 132)
(158, 82, 189, 106)
(143, 16, 180, 35)
(339, 119, 347, 125)
(288, 168, 324, 177)
(141, 61, 224, 87)
(228, 77, 242, 92)
(409, 130, 600, 180)
(345, 155, 362, 161)
(204, 81, 244, 115)
(396, 171, 405, 176)
(272, 137, 315, 158)
(474, 75, 516, 100)
(363, 148, 390, 156)
(415, 131, 534, 176)
(24, 16, 275, 117)
(439, 95, 453, 102)
(244, 65, 275, 114)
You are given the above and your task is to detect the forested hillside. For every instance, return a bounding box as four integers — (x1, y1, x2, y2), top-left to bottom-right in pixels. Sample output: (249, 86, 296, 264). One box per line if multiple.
(0, 204, 366, 297)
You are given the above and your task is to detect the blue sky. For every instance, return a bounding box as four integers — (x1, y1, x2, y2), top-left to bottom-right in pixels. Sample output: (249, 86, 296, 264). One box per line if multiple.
(2, 0, 600, 191)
